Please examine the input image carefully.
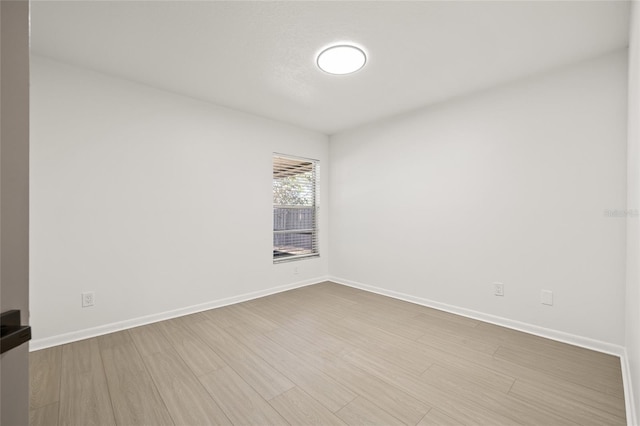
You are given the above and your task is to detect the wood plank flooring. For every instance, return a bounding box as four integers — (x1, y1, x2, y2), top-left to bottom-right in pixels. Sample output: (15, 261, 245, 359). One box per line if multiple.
(29, 281, 627, 425)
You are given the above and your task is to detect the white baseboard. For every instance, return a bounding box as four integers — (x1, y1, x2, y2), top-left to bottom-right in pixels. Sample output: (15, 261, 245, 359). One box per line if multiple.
(329, 276, 626, 357)
(29, 276, 329, 351)
(621, 349, 638, 426)
(329, 277, 640, 423)
(30, 275, 636, 425)
(330, 276, 640, 424)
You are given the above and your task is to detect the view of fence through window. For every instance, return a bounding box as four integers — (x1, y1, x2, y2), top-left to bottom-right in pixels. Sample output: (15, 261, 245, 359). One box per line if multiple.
(273, 155, 319, 262)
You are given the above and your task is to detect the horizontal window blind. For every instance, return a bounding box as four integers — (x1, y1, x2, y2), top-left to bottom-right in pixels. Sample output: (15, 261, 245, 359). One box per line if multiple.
(273, 155, 319, 262)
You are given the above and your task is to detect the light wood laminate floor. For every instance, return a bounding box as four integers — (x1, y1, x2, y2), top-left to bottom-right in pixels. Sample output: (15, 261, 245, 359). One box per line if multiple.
(29, 282, 626, 425)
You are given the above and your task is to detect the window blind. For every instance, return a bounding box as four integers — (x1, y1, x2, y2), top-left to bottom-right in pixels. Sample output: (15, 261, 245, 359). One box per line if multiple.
(273, 154, 319, 262)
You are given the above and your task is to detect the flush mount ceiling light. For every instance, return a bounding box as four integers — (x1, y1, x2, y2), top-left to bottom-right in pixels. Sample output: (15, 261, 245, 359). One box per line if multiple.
(317, 44, 367, 75)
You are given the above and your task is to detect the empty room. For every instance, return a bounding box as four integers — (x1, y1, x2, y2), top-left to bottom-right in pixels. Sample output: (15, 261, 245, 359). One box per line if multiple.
(1, 0, 640, 425)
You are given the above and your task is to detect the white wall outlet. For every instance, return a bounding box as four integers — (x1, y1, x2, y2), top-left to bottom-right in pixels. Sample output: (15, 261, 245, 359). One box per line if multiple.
(293, 266, 299, 275)
(82, 291, 95, 307)
(541, 289, 553, 306)
(493, 282, 504, 296)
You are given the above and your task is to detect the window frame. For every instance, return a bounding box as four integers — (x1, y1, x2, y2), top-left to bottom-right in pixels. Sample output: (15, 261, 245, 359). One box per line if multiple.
(273, 153, 320, 263)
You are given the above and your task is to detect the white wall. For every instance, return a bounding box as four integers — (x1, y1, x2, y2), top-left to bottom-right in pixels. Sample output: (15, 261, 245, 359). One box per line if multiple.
(626, 1, 640, 422)
(330, 50, 628, 348)
(30, 56, 329, 346)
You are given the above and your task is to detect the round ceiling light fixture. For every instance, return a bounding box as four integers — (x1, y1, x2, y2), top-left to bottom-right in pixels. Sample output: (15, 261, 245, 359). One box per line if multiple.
(317, 44, 367, 75)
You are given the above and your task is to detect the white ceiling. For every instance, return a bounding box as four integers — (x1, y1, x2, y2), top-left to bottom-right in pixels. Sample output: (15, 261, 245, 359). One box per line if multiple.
(30, 1, 630, 135)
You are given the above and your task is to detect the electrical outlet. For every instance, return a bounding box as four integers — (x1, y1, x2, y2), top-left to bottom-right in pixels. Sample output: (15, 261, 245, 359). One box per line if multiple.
(82, 292, 95, 307)
(293, 266, 299, 275)
(541, 289, 553, 306)
(493, 282, 504, 296)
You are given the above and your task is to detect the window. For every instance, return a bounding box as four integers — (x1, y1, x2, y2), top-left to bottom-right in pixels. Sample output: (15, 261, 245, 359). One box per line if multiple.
(273, 154, 319, 262)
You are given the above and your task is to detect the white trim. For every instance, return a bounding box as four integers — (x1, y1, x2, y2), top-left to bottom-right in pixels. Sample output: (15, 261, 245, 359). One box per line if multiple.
(30, 275, 635, 423)
(329, 276, 626, 357)
(29, 276, 329, 352)
(331, 277, 638, 424)
(621, 348, 638, 426)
